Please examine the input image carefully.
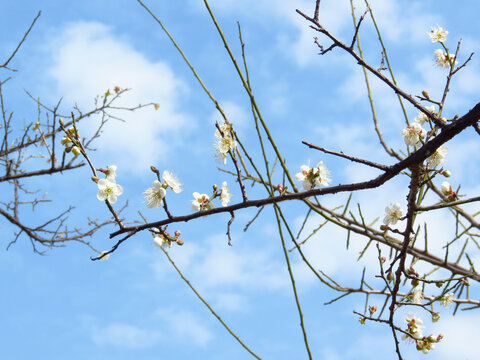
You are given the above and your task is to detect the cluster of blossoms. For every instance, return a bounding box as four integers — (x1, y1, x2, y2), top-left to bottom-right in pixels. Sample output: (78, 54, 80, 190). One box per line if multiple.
(295, 161, 331, 190)
(96, 165, 123, 204)
(214, 122, 237, 165)
(60, 122, 82, 157)
(153, 229, 183, 249)
(191, 181, 231, 211)
(143, 170, 182, 208)
(434, 49, 458, 69)
(402, 313, 443, 354)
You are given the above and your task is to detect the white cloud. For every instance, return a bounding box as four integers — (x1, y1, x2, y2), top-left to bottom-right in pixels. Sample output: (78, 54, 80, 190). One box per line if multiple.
(92, 322, 162, 349)
(45, 21, 194, 173)
(154, 309, 213, 347)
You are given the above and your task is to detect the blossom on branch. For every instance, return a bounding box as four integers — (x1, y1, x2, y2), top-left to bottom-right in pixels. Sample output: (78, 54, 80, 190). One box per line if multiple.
(214, 122, 237, 165)
(412, 286, 424, 304)
(295, 161, 331, 190)
(429, 26, 448, 43)
(401, 123, 426, 147)
(402, 313, 424, 342)
(434, 49, 457, 69)
(440, 293, 454, 307)
(383, 203, 403, 226)
(105, 165, 118, 180)
(426, 146, 447, 168)
(415, 105, 436, 125)
(144, 180, 167, 208)
(220, 181, 232, 207)
(154, 235, 171, 249)
(163, 170, 182, 193)
(192, 192, 214, 211)
(97, 178, 123, 204)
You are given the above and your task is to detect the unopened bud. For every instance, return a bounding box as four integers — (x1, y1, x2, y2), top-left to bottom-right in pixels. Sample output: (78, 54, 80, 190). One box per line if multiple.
(176, 239, 184, 246)
(440, 117, 447, 124)
(441, 170, 451, 178)
(432, 312, 440, 323)
(213, 184, 218, 192)
(58, 118, 64, 126)
(174, 230, 181, 237)
(387, 271, 394, 282)
(154, 103, 160, 110)
(369, 305, 377, 315)
(381, 256, 386, 263)
(359, 317, 366, 325)
(380, 225, 388, 231)
(33, 122, 40, 130)
(150, 166, 159, 174)
(91, 176, 99, 183)
(277, 184, 284, 193)
(435, 281, 444, 288)
(71, 146, 81, 156)
(437, 334, 444, 341)
(114, 86, 120, 93)
(411, 279, 419, 287)
(61, 136, 70, 145)
(422, 90, 430, 99)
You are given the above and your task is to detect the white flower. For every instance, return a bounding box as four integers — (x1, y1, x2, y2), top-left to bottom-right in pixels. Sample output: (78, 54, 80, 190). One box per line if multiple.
(220, 181, 232, 207)
(105, 165, 117, 180)
(99, 251, 110, 260)
(426, 146, 447, 168)
(441, 293, 454, 307)
(383, 203, 403, 226)
(214, 122, 233, 139)
(415, 106, 436, 125)
(441, 181, 452, 196)
(214, 122, 237, 165)
(401, 123, 426, 147)
(153, 235, 171, 249)
(429, 26, 448, 43)
(192, 192, 215, 211)
(97, 178, 123, 204)
(434, 49, 458, 68)
(412, 286, 424, 304)
(295, 161, 331, 190)
(144, 180, 167, 208)
(402, 313, 424, 342)
(162, 170, 182, 193)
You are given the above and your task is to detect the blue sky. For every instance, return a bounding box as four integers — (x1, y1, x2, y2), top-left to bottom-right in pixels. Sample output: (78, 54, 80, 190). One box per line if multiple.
(1, 0, 480, 359)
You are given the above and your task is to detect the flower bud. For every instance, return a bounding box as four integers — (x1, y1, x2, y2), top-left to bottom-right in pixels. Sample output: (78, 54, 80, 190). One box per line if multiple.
(150, 166, 159, 174)
(61, 136, 70, 146)
(277, 184, 284, 193)
(358, 317, 366, 325)
(58, 118, 64, 126)
(435, 281, 444, 288)
(114, 86, 120, 93)
(174, 230, 181, 237)
(387, 271, 394, 282)
(422, 90, 430, 99)
(440, 117, 447, 124)
(380, 225, 388, 231)
(441, 170, 451, 178)
(411, 278, 419, 287)
(432, 312, 440, 323)
(71, 146, 81, 156)
(437, 334, 444, 341)
(381, 256, 386, 263)
(369, 305, 377, 315)
(176, 239, 184, 246)
(33, 122, 40, 131)
(91, 176, 99, 183)
(213, 184, 218, 192)
(154, 103, 160, 110)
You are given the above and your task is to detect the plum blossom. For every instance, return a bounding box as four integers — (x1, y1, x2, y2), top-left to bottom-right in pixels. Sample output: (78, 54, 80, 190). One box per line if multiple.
(220, 181, 232, 207)
(99, 251, 110, 261)
(144, 180, 167, 208)
(434, 49, 457, 68)
(383, 203, 403, 226)
(162, 170, 182, 193)
(402, 313, 424, 342)
(412, 286, 424, 304)
(440, 293, 454, 307)
(97, 178, 123, 204)
(426, 146, 447, 168)
(417, 339, 435, 354)
(441, 181, 452, 196)
(415, 106, 436, 125)
(214, 122, 237, 165)
(295, 161, 331, 190)
(192, 192, 215, 211)
(401, 123, 426, 147)
(154, 235, 171, 249)
(429, 26, 448, 43)
(105, 165, 117, 180)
